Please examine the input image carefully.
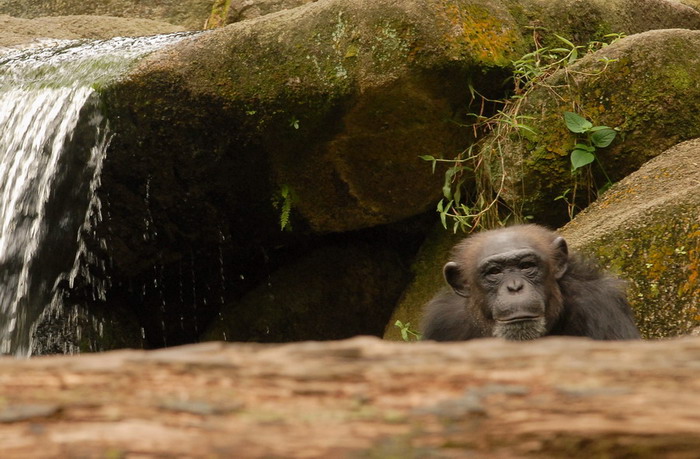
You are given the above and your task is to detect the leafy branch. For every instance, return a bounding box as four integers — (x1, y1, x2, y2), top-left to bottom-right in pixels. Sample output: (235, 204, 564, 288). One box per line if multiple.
(564, 111, 617, 172)
(272, 185, 295, 231)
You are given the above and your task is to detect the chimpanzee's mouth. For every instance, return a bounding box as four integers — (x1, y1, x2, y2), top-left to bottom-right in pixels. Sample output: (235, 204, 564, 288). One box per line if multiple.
(496, 315, 542, 324)
(493, 316, 547, 341)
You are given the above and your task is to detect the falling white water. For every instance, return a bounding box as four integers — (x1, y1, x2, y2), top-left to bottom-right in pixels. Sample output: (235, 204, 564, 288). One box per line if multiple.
(0, 33, 195, 356)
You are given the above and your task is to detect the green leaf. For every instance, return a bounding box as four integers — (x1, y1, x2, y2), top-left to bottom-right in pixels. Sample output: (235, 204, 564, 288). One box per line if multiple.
(278, 185, 293, 231)
(574, 143, 595, 152)
(564, 112, 593, 133)
(588, 125, 612, 132)
(442, 169, 455, 199)
(554, 34, 575, 48)
(442, 184, 452, 200)
(571, 149, 595, 170)
(590, 128, 617, 148)
(438, 200, 449, 229)
(554, 188, 570, 201)
(568, 47, 578, 65)
(516, 123, 537, 135)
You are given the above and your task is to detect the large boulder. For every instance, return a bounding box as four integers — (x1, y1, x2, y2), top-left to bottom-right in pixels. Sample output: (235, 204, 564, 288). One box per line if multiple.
(676, 0, 700, 12)
(0, 0, 214, 30)
(97, 0, 524, 347)
(104, 0, 525, 235)
(562, 138, 700, 339)
(94, 0, 700, 349)
(503, 0, 700, 39)
(0, 15, 184, 48)
(102, 0, 700, 236)
(494, 29, 700, 225)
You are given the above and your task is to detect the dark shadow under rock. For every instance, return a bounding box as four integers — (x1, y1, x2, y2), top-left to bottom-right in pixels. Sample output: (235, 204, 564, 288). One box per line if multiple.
(202, 244, 410, 342)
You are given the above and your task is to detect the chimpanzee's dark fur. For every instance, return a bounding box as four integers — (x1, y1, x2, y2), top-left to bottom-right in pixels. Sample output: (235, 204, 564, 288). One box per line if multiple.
(421, 225, 640, 341)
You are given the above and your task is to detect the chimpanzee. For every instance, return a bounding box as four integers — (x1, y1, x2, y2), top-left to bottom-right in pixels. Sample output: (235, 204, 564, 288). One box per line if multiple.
(421, 224, 640, 341)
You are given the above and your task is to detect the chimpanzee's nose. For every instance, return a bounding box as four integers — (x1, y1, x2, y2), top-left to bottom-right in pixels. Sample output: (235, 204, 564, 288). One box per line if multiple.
(506, 278, 524, 293)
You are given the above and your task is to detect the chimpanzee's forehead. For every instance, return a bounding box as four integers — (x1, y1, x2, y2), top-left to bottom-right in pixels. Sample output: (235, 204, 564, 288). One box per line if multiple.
(476, 230, 546, 259)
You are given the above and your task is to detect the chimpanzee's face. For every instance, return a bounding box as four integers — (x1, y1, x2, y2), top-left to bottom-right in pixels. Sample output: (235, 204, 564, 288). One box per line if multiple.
(476, 246, 548, 340)
(443, 228, 569, 340)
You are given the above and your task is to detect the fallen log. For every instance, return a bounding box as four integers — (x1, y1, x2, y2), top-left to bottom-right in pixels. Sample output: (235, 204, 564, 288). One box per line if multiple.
(0, 336, 699, 457)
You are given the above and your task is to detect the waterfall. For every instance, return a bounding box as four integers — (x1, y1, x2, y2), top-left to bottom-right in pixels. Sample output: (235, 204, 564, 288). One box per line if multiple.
(0, 33, 193, 356)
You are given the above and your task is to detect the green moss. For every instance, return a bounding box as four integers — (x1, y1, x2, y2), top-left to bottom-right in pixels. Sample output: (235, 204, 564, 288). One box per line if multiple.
(576, 216, 700, 339)
(207, 0, 231, 29)
(665, 65, 694, 91)
(436, 1, 524, 66)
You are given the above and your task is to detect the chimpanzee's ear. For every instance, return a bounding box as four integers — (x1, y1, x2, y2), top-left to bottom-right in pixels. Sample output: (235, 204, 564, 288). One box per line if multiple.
(552, 236, 569, 279)
(444, 262, 468, 297)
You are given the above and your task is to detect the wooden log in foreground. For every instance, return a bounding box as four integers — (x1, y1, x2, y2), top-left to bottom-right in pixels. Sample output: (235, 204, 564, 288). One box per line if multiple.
(0, 336, 699, 458)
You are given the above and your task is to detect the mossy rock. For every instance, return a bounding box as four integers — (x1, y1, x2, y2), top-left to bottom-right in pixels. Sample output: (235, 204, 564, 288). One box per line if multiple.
(504, 0, 700, 43)
(383, 224, 462, 341)
(562, 138, 700, 339)
(95, 0, 700, 348)
(106, 0, 700, 236)
(495, 29, 700, 226)
(207, 0, 317, 27)
(106, 0, 528, 234)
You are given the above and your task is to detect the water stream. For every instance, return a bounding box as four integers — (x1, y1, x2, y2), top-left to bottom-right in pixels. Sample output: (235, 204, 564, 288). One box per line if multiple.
(0, 33, 192, 356)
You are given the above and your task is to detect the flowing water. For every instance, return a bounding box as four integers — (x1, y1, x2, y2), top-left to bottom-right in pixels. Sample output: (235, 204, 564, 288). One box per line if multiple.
(0, 33, 193, 356)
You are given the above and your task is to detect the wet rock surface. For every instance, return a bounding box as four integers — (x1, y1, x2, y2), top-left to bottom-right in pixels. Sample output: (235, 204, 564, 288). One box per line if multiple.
(0, 14, 184, 48)
(0, 0, 214, 29)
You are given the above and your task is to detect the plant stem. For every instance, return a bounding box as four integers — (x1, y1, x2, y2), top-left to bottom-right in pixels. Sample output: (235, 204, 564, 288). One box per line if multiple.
(595, 156, 613, 186)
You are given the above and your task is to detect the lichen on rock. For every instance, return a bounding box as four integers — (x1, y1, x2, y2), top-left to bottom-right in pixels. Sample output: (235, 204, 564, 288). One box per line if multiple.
(562, 138, 700, 338)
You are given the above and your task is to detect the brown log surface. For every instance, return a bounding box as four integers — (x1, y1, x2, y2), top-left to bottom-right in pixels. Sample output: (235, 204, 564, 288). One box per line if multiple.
(1, 336, 699, 457)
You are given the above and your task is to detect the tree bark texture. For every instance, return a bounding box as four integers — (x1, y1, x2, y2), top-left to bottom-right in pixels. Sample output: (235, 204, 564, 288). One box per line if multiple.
(0, 336, 699, 457)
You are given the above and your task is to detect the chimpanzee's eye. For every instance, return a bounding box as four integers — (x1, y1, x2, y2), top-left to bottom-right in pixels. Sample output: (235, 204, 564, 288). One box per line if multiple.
(519, 261, 537, 272)
(485, 266, 502, 277)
